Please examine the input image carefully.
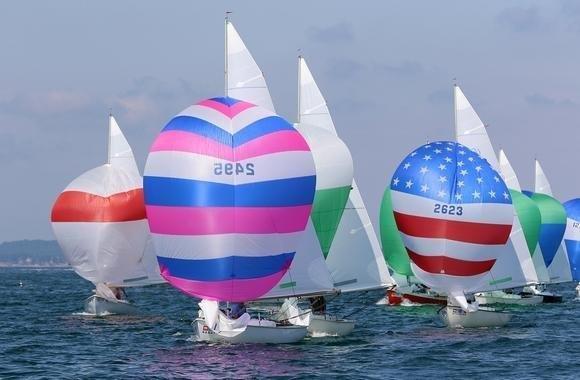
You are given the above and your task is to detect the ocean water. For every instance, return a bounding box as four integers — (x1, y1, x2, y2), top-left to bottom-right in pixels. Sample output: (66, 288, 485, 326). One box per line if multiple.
(0, 268, 578, 379)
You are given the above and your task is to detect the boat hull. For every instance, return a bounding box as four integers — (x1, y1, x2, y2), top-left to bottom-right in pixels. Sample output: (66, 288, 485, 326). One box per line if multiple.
(308, 315, 355, 337)
(386, 290, 447, 305)
(475, 292, 543, 306)
(194, 318, 307, 344)
(83, 295, 139, 316)
(440, 306, 512, 328)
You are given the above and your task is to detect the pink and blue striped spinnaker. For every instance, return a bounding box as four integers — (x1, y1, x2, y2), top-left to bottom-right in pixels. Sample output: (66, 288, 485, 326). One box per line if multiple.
(143, 97, 316, 302)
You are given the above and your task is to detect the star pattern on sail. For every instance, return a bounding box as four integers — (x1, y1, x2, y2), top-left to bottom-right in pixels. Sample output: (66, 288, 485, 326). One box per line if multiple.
(391, 141, 511, 205)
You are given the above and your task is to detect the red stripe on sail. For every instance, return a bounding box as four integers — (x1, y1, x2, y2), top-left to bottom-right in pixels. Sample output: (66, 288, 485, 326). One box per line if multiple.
(408, 249, 496, 276)
(51, 189, 146, 222)
(393, 212, 511, 245)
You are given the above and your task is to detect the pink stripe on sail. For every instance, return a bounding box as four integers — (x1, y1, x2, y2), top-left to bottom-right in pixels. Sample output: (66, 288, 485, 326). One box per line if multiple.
(146, 205, 312, 235)
(160, 267, 288, 302)
(197, 99, 255, 118)
(150, 130, 234, 160)
(235, 130, 311, 160)
(150, 130, 310, 161)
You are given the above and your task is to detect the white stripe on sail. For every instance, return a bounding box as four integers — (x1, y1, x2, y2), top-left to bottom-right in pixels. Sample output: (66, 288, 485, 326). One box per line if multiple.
(151, 231, 305, 260)
(176, 105, 233, 130)
(65, 165, 142, 197)
(232, 106, 278, 133)
(399, 232, 507, 261)
(390, 190, 514, 225)
(145, 151, 315, 185)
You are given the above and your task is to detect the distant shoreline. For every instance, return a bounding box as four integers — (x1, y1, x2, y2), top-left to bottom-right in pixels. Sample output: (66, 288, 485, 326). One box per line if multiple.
(0, 264, 69, 269)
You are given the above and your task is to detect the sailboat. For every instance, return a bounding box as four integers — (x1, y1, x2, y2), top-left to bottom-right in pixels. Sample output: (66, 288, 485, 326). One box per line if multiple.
(222, 18, 393, 336)
(387, 140, 515, 328)
(454, 85, 543, 307)
(520, 159, 568, 302)
(51, 115, 164, 316)
(144, 95, 320, 343)
(562, 199, 580, 299)
(290, 56, 395, 335)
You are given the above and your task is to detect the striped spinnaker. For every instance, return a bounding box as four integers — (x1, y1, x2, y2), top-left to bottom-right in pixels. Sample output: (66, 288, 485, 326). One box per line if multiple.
(389, 141, 514, 294)
(144, 97, 316, 302)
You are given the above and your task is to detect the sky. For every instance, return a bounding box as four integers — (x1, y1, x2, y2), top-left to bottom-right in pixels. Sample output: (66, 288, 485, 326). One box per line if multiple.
(2, 1, 580, 242)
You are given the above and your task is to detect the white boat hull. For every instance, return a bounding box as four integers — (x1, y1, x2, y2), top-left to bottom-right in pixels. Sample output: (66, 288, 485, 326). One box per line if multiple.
(83, 295, 138, 316)
(194, 318, 307, 344)
(308, 315, 355, 337)
(475, 292, 543, 306)
(441, 306, 512, 328)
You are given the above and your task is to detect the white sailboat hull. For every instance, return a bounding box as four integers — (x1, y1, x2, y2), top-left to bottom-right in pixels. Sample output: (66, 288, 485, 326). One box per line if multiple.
(83, 295, 139, 316)
(441, 306, 512, 328)
(475, 291, 543, 305)
(194, 318, 307, 344)
(307, 314, 355, 337)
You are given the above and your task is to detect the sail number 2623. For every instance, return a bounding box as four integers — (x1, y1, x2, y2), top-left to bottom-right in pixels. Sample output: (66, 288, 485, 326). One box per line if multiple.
(214, 163, 255, 176)
(433, 204, 463, 215)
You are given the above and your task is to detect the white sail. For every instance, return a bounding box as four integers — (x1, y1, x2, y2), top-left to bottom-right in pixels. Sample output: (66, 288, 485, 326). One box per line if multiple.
(534, 160, 573, 283)
(498, 150, 522, 191)
(51, 116, 163, 287)
(454, 85, 499, 169)
(225, 20, 275, 112)
(298, 57, 336, 135)
(298, 56, 394, 292)
(498, 149, 543, 284)
(454, 88, 537, 289)
(326, 181, 394, 292)
(534, 160, 553, 195)
(259, 221, 335, 299)
(108, 115, 140, 178)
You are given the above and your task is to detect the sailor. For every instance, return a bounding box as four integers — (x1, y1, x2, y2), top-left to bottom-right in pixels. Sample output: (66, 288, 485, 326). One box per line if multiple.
(229, 302, 247, 319)
(309, 296, 326, 315)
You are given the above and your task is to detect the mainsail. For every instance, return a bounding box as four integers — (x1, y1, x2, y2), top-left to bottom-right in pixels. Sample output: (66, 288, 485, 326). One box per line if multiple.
(498, 150, 548, 284)
(51, 115, 163, 286)
(225, 20, 275, 112)
(297, 57, 394, 292)
(454, 85, 538, 289)
(525, 160, 572, 283)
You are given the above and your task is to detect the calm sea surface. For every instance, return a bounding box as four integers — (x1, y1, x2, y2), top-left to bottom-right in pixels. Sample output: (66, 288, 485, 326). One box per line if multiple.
(0, 267, 578, 379)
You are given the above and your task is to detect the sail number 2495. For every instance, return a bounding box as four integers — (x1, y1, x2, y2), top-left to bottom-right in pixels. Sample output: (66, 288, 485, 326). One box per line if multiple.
(433, 204, 463, 215)
(214, 163, 255, 175)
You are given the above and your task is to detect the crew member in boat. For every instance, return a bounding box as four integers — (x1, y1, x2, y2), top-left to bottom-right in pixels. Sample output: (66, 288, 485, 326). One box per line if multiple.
(110, 286, 126, 301)
(309, 296, 326, 315)
(229, 302, 247, 319)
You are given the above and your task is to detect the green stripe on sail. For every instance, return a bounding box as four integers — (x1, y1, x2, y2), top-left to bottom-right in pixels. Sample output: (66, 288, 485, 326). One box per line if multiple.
(510, 189, 541, 257)
(489, 276, 512, 286)
(279, 281, 296, 289)
(311, 186, 352, 258)
(528, 193, 566, 225)
(379, 188, 413, 276)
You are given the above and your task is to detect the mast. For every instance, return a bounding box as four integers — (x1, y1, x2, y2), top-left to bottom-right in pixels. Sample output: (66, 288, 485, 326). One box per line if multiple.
(297, 54, 302, 123)
(224, 12, 230, 97)
(107, 111, 112, 165)
(453, 82, 458, 140)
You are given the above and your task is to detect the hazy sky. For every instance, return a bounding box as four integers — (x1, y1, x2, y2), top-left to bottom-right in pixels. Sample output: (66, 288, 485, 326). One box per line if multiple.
(2, 1, 580, 242)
